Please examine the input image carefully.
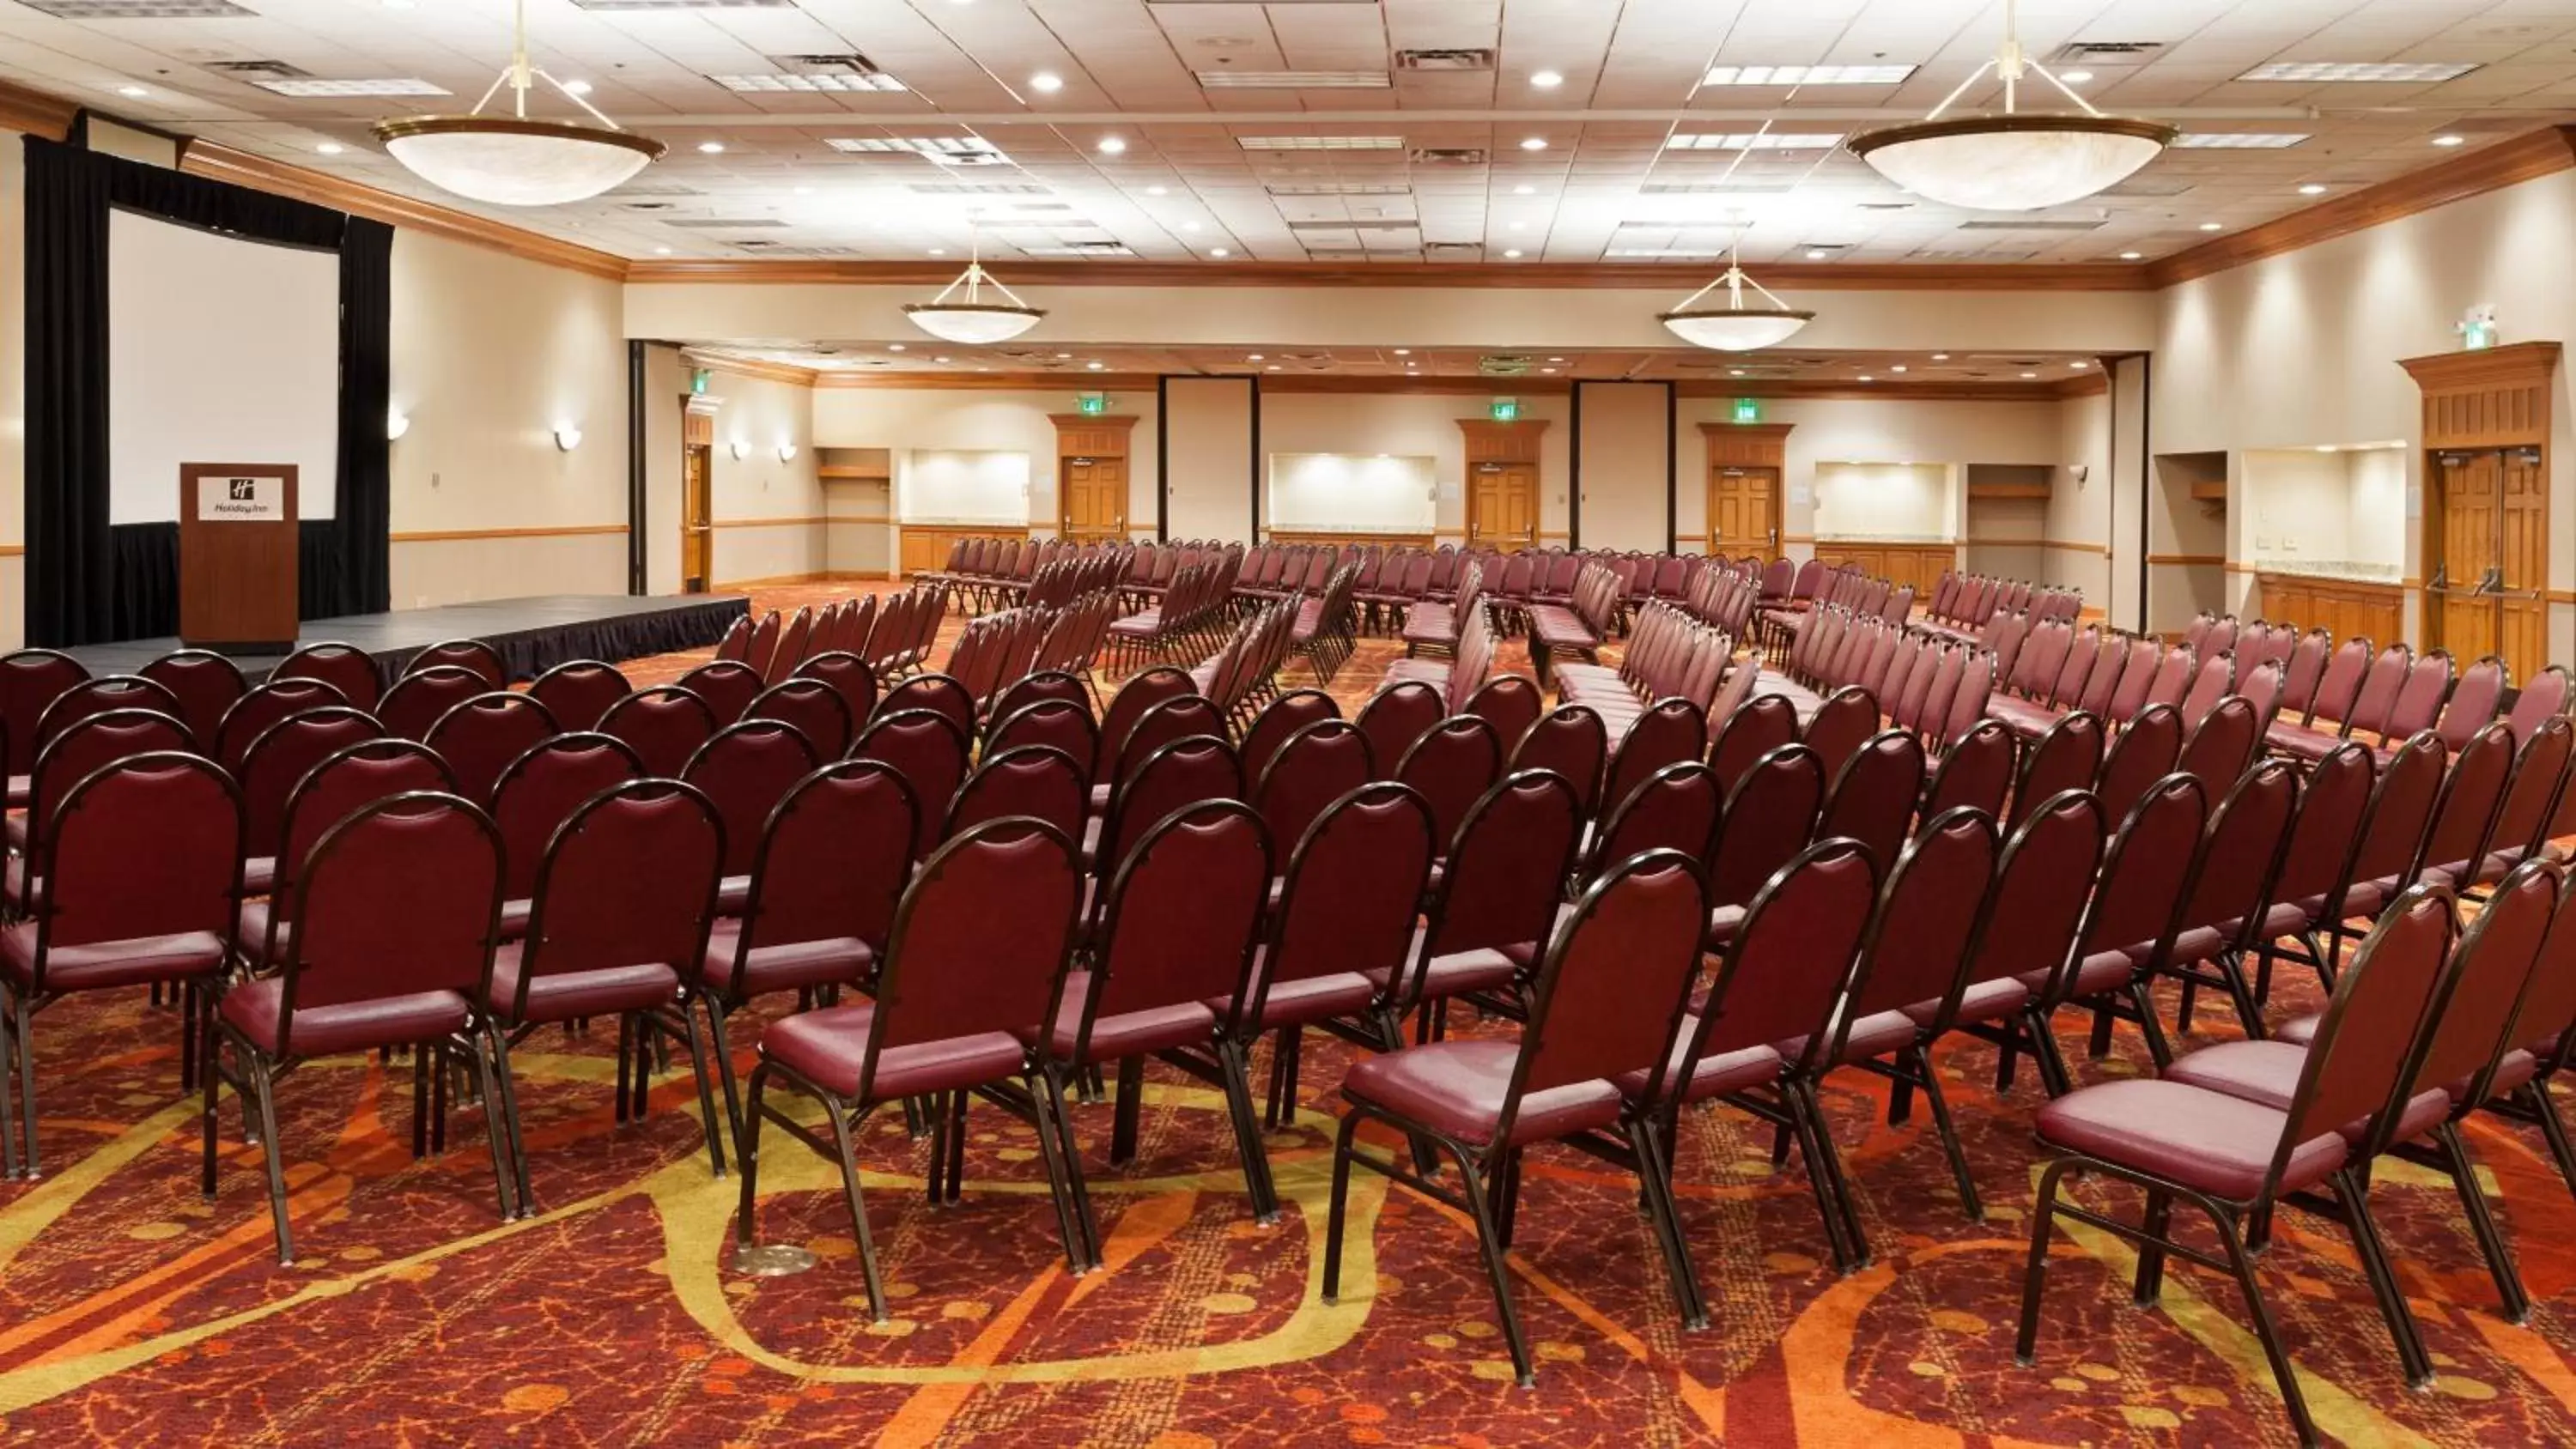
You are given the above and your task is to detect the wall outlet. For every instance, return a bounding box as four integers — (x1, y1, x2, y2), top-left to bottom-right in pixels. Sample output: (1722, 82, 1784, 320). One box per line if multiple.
(429, 472, 440, 489)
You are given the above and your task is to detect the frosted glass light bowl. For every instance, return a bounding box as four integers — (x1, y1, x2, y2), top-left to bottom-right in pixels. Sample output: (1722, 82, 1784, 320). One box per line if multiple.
(1849, 114, 2176, 212)
(1658, 308, 1815, 352)
(375, 117, 666, 207)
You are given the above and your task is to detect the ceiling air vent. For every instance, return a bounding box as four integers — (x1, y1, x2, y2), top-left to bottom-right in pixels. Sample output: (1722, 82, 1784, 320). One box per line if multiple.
(1267, 183, 1412, 197)
(1408, 148, 1488, 167)
(1424, 241, 1483, 258)
(1479, 355, 1534, 377)
(572, 0, 793, 9)
(1396, 49, 1497, 72)
(2044, 40, 2165, 65)
(22, 0, 254, 15)
(205, 59, 311, 81)
(910, 182, 1052, 196)
(1956, 218, 2105, 231)
(665, 217, 792, 229)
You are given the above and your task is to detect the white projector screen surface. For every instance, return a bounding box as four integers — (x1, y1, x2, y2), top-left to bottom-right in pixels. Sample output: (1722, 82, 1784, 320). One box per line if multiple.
(107, 209, 340, 524)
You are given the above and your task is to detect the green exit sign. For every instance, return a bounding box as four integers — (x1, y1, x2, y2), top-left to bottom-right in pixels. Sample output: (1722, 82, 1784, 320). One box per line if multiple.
(1077, 394, 1109, 416)
(1491, 397, 1521, 422)
(690, 368, 711, 396)
(1733, 397, 1762, 423)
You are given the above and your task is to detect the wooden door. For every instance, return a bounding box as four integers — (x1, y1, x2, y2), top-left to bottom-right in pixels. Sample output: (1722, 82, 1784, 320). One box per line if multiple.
(1468, 463, 1538, 551)
(681, 442, 713, 593)
(2431, 450, 2502, 664)
(1709, 465, 1779, 555)
(1060, 456, 1127, 541)
(2498, 446, 2548, 679)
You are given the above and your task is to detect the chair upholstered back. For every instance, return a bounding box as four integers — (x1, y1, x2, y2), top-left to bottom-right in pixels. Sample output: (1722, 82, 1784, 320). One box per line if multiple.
(946, 745, 1087, 840)
(527, 660, 633, 734)
(39, 676, 186, 751)
(1254, 719, 1375, 857)
(1593, 761, 1722, 877)
(376, 665, 488, 743)
(1818, 731, 1927, 871)
(1421, 770, 1583, 963)
(2071, 774, 2206, 966)
(276, 793, 503, 1034)
(409, 638, 507, 690)
(1396, 716, 1504, 846)
(1103, 735, 1242, 876)
(989, 670, 1089, 732)
(1094, 667, 1194, 781)
(138, 650, 246, 748)
(675, 660, 765, 726)
(1085, 802, 1272, 1028)
(1247, 784, 1435, 1016)
(747, 678, 854, 759)
(2275, 888, 2455, 1167)
(849, 709, 970, 858)
(2177, 696, 2260, 800)
(238, 706, 384, 855)
(2416, 721, 2517, 876)
(1510, 706, 1607, 814)
(2272, 743, 2376, 909)
(598, 687, 719, 778)
(2094, 704, 2183, 828)
(1927, 719, 2017, 821)
(791, 652, 879, 737)
(491, 733, 642, 900)
(1707, 693, 1798, 796)
(987, 700, 1099, 780)
(1844, 808, 2001, 1025)
(33, 754, 241, 966)
(2347, 734, 2449, 892)
(1692, 840, 1880, 1057)
(2488, 717, 2575, 865)
(511, 781, 725, 1011)
(2176, 760, 2300, 942)
(684, 719, 823, 876)
(270, 743, 457, 925)
(878, 674, 976, 740)
(424, 693, 561, 807)
(737, 761, 919, 961)
(1464, 676, 1544, 755)
(1608, 700, 1710, 814)
(1709, 743, 1826, 909)
(2406, 862, 2560, 1122)
(0, 649, 89, 778)
(274, 643, 380, 712)
(1355, 682, 1445, 779)
(1505, 852, 1712, 1117)
(1955, 791, 2106, 994)
(1238, 689, 1340, 785)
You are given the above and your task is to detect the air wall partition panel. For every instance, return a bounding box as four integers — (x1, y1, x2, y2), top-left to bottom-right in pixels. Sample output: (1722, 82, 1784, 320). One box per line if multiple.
(1571, 381, 1674, 553)
(1163, 377, 1256, 543)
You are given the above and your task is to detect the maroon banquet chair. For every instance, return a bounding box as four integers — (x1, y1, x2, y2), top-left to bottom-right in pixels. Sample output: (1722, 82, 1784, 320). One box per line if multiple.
(713, 616, 750, 664)
(675, 660, 764, 726)
(1354, 682, 1444, 783)
(527, 660, 632, 733)
(0, 754, 242, 1179)
(598, 686, 720, 779)
(745, 678, 854, 760)
(731, 818, 1088, 1319)
(490, 733, 644, 936)
(769, 608, 815, 681)
(35, 675, 185, 754)
(1322, 849, 1716, 1385)
(1210, 783, 1437, 1218)
(213, 678, 351, 770)
(1091, 667, 1194, 784)
(375, 664, 489, 743)
(2468, 716, 2575, 891)
(2416, 721, 2519, 888)
(792, 652, 880, 738)
(1606, 699, 1710, 818)
(1099, 694, 1228, 800)
(987, 699, 1099, 777)
(487, 779, 730, 1197)
(2093, 702, 2183, 828)
(2012, 712, 2104, 828)
(683, 719, 823, 882)
(1816, 730, 1928, 871)
(1463, 676, 1543, 755)
(138, 649, 246, 749)
(228, 706, 384, 892)
(849, 709, 970, 859)
(1707, 692, 1798, 795)
(2508, 664, 2573, 742)
(272, 642, 381, 712)
(1394, 716, 1504, 849)
(1097, 734, 1242, 879)
(878, 674, 975, 740)
(1911, 790, 2107, 1100)
(8, 709, 194, 911)
(1705, 743, 1827, 949)
(2315, 734, 2450, 979)
(1237, 688, 1339, 786)
(2014, 886, 2456, 1447)
(1585, 761, 1722, 882)
(1927, 718, 2017, 820)
(1631, 840, 1880, 1274)
(423, 693, 560, 807)
(741, 611, 783, 680)
(1507, 706, 1608, 815)
(945, 745, 1087, 841)
(2034, 773, 2208, 1079)
(2247, 742, 2379, 1006)
(0, 650, 88, 806)
(205, 792, 514, 1263)
(1029, 801, 1274, 1255)
(1251, 718, 1373, 860)
(407, 639, 507, 690)
(1801, 688, 1880, 782)
(2177, 694, 2262, 801)
(1371, 768, 1587, 1040)
(2155, 758, 2302, 1038)
(989, 670, 1089, 730)
(240, 741, 459, 974)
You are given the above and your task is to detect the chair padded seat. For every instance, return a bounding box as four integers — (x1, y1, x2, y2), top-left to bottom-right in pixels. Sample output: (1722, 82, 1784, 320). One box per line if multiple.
(2265, 718, 2348, 762)
(1984, 694, 2063, 740)
(1529, 607, 1601, 651)
(2034, 1077, 2347, 1200)
(1364, 946, 1520, 1003)
(1381, 660, 1453, 687)
(236, 901, 292, 968)
(5, 774, 24, 810)
(762, 1002, 1030, 1100)
(487, 943, 678, 1025)
(1704, 905, 1747, 950)
(1108, 612, 1163, 638)
(220, 976, 472, 1058)
(2020, 946, 2136, 1001)
(2275, 1013, 2319, 1046)
(2, 924, 227, 994)
(2251, 899, 2312, 941)
(1613, 1024, 1782, 1105)
(2160, 1039, 2451, 1144)
(1400, 603, 1457, 645)
(1778, 1008, 1918, 1068)
(1342, 1038, 1623, 1148)
(3, 856, 40, 913)
(717, 874, 751, 918)
(1210, 954, 1376, 1031)
(1024, 969, 1215, 1062)
(697, 924, 873, 999)
(1906, 975, 2028, 1027)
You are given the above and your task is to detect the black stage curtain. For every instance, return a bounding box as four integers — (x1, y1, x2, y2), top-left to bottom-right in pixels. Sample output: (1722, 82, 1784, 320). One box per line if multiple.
(22, 135, 393, 646)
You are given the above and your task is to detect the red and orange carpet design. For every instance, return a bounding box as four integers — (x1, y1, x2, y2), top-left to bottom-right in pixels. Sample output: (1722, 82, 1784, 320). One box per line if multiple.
(3, 584, 2574, 1446)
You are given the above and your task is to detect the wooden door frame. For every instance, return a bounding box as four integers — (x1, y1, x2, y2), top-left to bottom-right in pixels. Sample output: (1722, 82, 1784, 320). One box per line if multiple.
(2401, 342, 2558, 661)
(680, 395, 719, 594)
(1456, 418, 1551, 548)
(1050, 413, 1138, 540)
(1466, 459, 1541, 551)
(1699, 422, 1794, 555)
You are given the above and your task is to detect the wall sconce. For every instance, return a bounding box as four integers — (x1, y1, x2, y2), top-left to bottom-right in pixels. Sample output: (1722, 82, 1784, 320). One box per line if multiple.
(778, 443, 799, 463)
(386, 409, 410, 441)
(729, 440, 747, 461)
(553, 424, 583, 452)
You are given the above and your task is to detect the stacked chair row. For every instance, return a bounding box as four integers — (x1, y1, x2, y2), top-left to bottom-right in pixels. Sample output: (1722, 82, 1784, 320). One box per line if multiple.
(1187, 597, 1301, 729)
(1555, 602, 1742, 744)
(1682, 562, 1763, 640)
(713, 585, 946, 687)
(1983, 623, 2233, 743)
(1382, 597, 1500, 714)
(1285, 565, 1364, 685)
(1756, 603, 1996, 751)
(1912, 569, 2081, 645)
(1756, 567, 1913, 653)
(1104, 555, 1244, 673)
(1525, 563, 1627, 682)
(925, 536, 1131, 615)
(1399, 560, 1486, 658)
(1233, 543, 1341, 607)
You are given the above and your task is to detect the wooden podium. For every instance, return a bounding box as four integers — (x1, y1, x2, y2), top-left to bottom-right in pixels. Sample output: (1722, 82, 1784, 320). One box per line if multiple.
(179, 463, 300, 654)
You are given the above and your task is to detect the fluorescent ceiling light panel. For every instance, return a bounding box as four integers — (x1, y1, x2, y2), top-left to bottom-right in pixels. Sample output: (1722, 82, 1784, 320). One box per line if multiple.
(1236, 136, 1406, 150)
(828, 136, 1004, 158)
(570, 0, 793, 9)
(1198, 71, 1390, 88)
(2236, 61, 2479, 82)
(254, 77, 450, 96)
(1702, 64, 1917, 86)
(1266, 183, 1412, 196)
(21, 0, 252, 14)
(2173, 132, 2309, 149)
(1607, 248, 1725, 258)
(1665, 132, 1845, 150)
(709, 73, 905, 94)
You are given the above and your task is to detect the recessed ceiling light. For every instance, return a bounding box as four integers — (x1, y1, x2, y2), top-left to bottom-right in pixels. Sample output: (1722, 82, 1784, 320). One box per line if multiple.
(1546, 356, 1564, 363)
(2069, 360, 2087, 368)
(1519, 136, 1548, 151)
(316, 141, 343, 155)
(1145, 185, 1169, 196)
(1057, 352, 1073, 359)
(2433, 133, 2465, 147)
(928, 248, 946, 256)
(1507, 221, 1524, 231)
(1097, 136, 1127, 154)
(1030, 71, 1063, 93)
(1503, 248, 1524, 258)
(792, 185, 813, 196)
(2060, 70, 2093, 84)
(1266, 365, 1280, 372)
(1540, 367, 1558, 374)
(562, 79, 593, 96)
(697, 141, 725, 154)
(933, 356, 951, 364)
(2238, 61, 2480, 83)
(1211, 247, 1229, 256)
(888, 343, 906, 352)
(1530, 70, 1563, 88)
(382, 0, 413, 7)
(2175, 133, 2311, 149)
(2198, 221, 2223, 231)
(653, 246, 671, 255)
(1857, 375, 1874, 383)
(1728, 368, 1747, 377)
(2020, 371, 2038, 379)
(1393, 349, 1409, 355)
(1804, 248, 1828, 259)
(2297, 183, 2328, 196)
(1888, 365, 1907, 373)
(1085, 361, 1104, 370)
(1702, 64, 1917, 87)
(1512, 185, 1535, 196)
(116, 85, 147, 98)
(2118, 250, 2142, 259)
(1930, 353, 1949, 361)
(1248, 354, 1264, 361)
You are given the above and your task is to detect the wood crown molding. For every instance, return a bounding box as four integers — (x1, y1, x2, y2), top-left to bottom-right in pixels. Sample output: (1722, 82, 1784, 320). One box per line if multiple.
(625, 258, 2156, 292)
(2397, 339, 2561, 391)
(811, 371, 2082, 402)
(2149, 125, 2576, 287)
(391, 524, 627, 544)
(1048, 413, 1139, 429)
(683, 351, 820, 388)
(0, 77, 78, 141)
(712, 515, 831, 529)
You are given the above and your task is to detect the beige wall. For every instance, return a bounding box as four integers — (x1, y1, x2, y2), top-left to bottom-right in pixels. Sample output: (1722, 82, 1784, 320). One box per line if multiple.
(1574, 383, 1673, 552)
(0, 131, 25, 647)
(1258, 391, 1571, 544)
(2050, 389, 2117, 608)
(812, 385, 1161, 546)
(698, 365, 821, 586)
(1165, 377, 1253, 542)
(387, 229, 630, 607)
(641, 343, 687, 596)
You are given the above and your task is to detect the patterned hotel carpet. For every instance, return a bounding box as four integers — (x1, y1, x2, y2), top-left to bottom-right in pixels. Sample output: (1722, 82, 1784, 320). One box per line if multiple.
(4, 582, 2576, 1447)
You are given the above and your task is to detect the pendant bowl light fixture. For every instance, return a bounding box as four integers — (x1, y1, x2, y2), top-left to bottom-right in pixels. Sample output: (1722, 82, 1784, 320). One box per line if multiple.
(374, 0, 665, 206)
(1847, 0, 2174, 211)
(1658, 231, 1814, 352)
(905, 226, 1045, 345)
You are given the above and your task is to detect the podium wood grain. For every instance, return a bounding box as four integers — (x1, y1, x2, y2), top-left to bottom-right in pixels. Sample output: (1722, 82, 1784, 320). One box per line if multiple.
(179, 462, 300, 652)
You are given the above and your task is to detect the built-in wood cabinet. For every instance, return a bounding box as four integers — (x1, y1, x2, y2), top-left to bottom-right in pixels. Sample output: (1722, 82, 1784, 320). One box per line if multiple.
(1814, 541, 1956, 593)
(2257, 573, 2404, 649)
(898, 524, 1018, 577)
